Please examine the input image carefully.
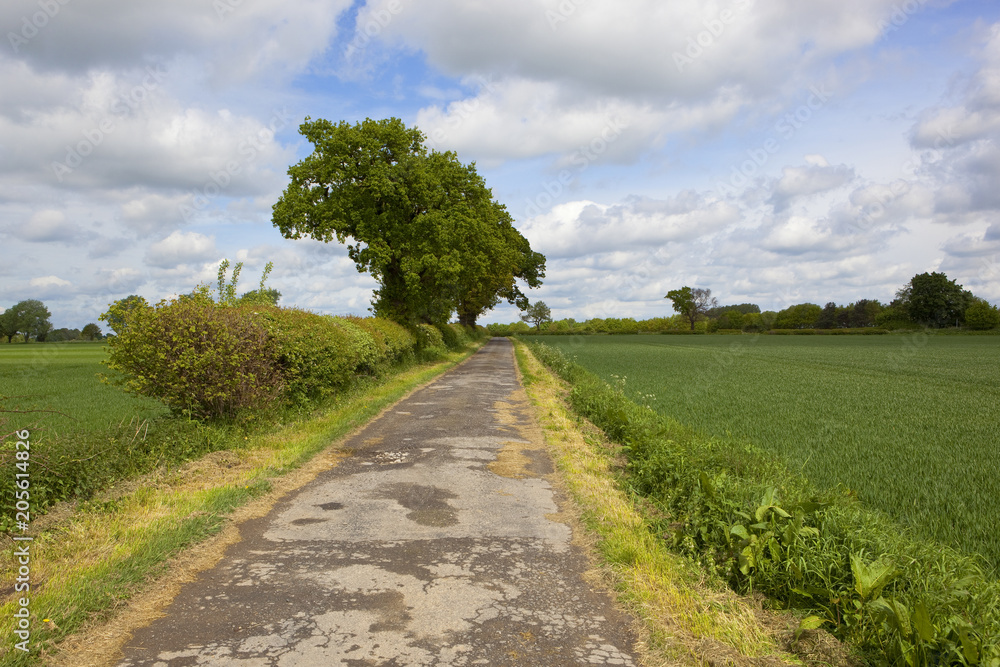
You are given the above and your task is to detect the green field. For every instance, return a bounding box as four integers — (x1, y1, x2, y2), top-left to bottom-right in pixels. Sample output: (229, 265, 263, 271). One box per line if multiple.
(529, 334, 1000, 570)
(0, 342, 183, 517)
(0, 342, 169, 438)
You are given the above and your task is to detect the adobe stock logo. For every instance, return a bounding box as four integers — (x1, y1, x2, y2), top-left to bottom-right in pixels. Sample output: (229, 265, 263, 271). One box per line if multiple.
(179, 108, 294, 222)
(7, 0, 72, 54)
(522, 115, 629, 219)
(50, 65, 168, 183)
(673, 0, 756, 73)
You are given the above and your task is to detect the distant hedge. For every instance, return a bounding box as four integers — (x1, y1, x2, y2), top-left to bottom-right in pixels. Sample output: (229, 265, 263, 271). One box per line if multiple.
(103, 297, 482, 420)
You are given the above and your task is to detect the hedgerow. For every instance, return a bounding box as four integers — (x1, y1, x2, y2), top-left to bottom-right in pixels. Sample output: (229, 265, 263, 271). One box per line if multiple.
(103, 298, 423, 419)
(102, 297, 283, 420)
(524, 339, 1000, 666)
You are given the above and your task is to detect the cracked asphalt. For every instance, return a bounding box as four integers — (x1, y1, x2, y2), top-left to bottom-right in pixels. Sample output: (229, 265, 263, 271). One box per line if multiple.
(118, 338, 640, 666)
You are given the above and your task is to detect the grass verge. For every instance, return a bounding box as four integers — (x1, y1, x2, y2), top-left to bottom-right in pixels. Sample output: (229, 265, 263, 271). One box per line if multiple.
(0, 344, 481, 666)
(513, 341, 823, 666)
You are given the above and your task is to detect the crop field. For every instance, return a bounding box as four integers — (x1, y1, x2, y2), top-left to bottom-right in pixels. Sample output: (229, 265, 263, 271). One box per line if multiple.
(0, 342, 168, 439)
(530, 333, 1000, 571)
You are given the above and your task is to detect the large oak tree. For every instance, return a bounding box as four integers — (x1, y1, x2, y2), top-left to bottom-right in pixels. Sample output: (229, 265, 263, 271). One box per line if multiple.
(272, 117, 544, 326)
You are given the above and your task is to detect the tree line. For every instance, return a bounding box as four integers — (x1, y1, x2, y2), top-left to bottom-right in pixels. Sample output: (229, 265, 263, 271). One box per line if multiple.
(504, 271, 999, 334)
(0, 299, 103, 343)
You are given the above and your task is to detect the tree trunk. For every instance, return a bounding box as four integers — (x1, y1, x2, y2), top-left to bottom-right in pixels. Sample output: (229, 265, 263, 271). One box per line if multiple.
(458, 310, 477, 328)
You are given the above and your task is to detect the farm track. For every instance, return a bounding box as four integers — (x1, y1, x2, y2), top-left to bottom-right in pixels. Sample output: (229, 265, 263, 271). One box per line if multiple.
(115, 338, 641, 666)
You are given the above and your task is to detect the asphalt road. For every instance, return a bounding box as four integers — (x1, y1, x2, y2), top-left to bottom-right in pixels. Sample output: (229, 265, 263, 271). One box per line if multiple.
(118, 338, 640, 666)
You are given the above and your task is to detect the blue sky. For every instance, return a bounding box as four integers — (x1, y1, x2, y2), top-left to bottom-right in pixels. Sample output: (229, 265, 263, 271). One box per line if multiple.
(2, 0, 999, 328)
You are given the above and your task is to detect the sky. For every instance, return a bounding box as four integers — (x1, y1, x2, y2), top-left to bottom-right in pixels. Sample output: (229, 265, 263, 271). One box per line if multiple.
(2, 0, 1000, 328)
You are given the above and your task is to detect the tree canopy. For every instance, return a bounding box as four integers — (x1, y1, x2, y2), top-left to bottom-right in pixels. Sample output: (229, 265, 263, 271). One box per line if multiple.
(774, 303, 822, 329)
(520, 301, 553, 330)
(271, 117, 544, 326)
(81, 323, 102, 340)
(0, 300, 52, 342)
(897, 272, 973, 328)
(102, 295, 150, 336)
(665, 286, 717, 330)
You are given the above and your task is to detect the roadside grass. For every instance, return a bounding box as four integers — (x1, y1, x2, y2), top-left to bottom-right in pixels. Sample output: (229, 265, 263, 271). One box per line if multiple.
(0, 344, 481, 666)
(513, 341, 817, 666)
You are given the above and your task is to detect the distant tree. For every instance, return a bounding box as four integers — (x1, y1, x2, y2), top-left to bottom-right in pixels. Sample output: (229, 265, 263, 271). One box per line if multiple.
(666, 286, 717, 331)
(874, 299, 915, 329)
(897, 272, 973, 328)
(48, 328, 82, 342)
(237, 288, 281, 307)
(724, 309, 745, 330)
(707, 303, 760, 318)
(965, 298, 1000, 330)
(520, 301, 553, 330)
(6, 300, 52, 342)
(0, 308, 17, 343)
(741, 312, 765, 332)
(774, 303, 822, 329)
(815, 302, 840, 329)
(847, 299, 883, 327)
(81, 323, 102, 340)
(35, 321, 53, 342)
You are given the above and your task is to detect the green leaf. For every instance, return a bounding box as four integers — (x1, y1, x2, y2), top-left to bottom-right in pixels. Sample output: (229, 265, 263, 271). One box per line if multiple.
(911, 601, 934, 642)
(959, 626, 980, 664)
(699, 471, 715, 500)
(729, 524, 749, 541)
(850, 553, 897, 600)
(794, 615, 825, 640)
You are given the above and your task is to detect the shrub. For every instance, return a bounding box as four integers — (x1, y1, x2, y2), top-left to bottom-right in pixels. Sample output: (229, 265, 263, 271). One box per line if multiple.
(441, 323, 476, 348)
(412, 323, 445, 352)
(332, 316, 383, 375)
(965, 299, 1000, 330)
(104, 297, 427, 420)
(256, 308, 368, 406)
(103, 298, 283, 420)
(341, 315, 390, 363)
(435, 322, 460, 349)
(364, 317, 417, 362)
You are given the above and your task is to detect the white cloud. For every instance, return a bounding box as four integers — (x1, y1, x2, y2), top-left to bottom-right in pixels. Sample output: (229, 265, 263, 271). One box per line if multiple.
(29, 275, 71, 288)
(770, 162, 856, 211)
(379, 0, 910, 165)
(372, 0, 897, 100)
(12, 209, 84, 242)
(521, 192, 740, 258)
(145, 231, 218, 269)
(416, 77, 745, 165)
(1, 0, 351, 80)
